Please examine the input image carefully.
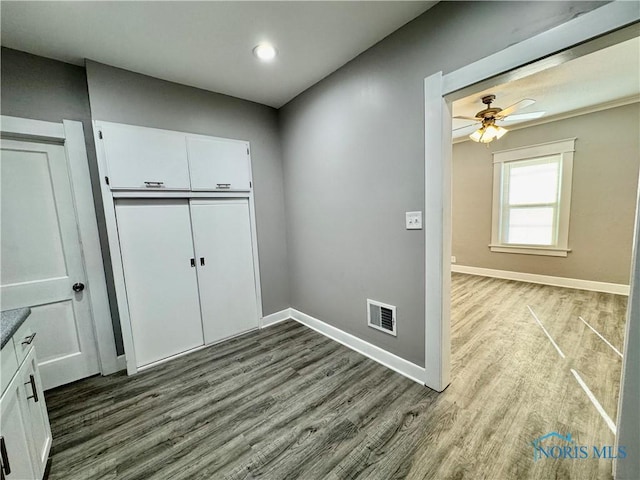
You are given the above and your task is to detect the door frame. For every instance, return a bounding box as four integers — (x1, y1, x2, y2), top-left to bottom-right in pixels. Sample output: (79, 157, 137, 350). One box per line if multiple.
(423, 1, 639, 476)
(0, 115, 119, 376)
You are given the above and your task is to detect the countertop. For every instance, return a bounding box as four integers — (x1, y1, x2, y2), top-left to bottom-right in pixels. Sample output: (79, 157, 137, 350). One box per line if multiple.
(1, 307, 31, 349)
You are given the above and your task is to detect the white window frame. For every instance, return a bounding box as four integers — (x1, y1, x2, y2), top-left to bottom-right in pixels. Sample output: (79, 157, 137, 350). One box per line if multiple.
(490, 138, 576, 257)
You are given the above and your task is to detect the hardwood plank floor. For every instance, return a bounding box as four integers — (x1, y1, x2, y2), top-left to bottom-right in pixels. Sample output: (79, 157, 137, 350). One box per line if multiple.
(45, 274, 627, 479)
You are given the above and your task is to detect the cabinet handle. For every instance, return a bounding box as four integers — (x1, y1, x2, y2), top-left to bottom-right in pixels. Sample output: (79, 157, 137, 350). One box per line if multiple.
(21, 332, 37, 345)
(25, 374, 39, 403)
(0, 436, 10, 475)
(190, 258, 196, 267)
(216, 183, 231, 189)
(144, 181, 165, 188)
(200, 257, 205, 266)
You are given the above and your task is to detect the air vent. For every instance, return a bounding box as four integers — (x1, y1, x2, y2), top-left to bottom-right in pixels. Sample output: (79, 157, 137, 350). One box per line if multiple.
(367, 299, 397, 336)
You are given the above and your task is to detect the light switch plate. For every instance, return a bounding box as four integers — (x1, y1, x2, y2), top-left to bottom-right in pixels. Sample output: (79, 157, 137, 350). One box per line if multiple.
(406, 211, 422, 230)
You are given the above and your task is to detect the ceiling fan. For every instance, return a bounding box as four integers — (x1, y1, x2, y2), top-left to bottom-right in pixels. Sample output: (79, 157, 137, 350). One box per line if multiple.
(454, 94, 545, 143)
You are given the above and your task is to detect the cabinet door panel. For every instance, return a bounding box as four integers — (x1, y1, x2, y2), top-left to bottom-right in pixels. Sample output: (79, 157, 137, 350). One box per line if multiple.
(0, 374, 37, 480)
(187, 137, 251, 191)
(116, 200, 204, 367)
(21, 348, 51, 477)
(190, 200, 258, 344)
(0, 341, 18, 395)
(100, 122, 190, 190)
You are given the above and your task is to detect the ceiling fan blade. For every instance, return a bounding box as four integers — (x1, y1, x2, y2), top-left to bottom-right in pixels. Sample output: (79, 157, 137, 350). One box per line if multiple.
(453, 124, 480, 137)
(497, 98, 536, 118)
(453, 121, 478, 131)
(500, 111, 546, 122)
(453, 115, 480, 121)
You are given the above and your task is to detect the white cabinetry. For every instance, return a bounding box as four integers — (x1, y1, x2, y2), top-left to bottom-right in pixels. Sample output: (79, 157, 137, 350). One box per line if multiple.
(115, 199, 259, 369)
(191, 200, 259, 343)
(0, 378, 37, 480)
(95, 121, 262, 374)
(187, 137, 251, 191)
(99, 122, 190, 190)
(0, 341, 18, 395)
(115, 200, 205, 367)
(97, 122, 252, 192)
(20, 349, 52, 476)
(0, 318, 52, 480)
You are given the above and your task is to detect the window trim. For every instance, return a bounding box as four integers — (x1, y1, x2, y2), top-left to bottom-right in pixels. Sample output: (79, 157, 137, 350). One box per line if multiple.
(490, 138, 576, 257)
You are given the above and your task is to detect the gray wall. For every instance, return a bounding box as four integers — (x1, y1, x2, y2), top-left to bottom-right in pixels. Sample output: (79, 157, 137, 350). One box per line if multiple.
(85, 61, 290, 321)
(1, 50, 291, 356)
(452, 104, 640, 285)
(0, 47, 125, 354)
(278, 1, 605, 366)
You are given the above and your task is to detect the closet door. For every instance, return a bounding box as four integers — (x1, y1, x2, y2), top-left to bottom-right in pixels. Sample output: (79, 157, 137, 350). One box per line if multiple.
(190, 200, 258, 344)
(115, 200, 204, 367)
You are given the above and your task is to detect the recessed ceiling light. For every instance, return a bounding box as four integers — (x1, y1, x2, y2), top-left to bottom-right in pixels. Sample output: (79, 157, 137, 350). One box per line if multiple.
(253, 43, 277, 62)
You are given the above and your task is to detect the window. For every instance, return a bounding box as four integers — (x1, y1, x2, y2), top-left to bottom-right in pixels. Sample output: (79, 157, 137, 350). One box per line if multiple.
(490, 138, 575, 257)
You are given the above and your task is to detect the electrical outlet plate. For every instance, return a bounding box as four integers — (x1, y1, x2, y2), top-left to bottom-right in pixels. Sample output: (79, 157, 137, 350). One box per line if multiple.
(406, 211, 422, 230)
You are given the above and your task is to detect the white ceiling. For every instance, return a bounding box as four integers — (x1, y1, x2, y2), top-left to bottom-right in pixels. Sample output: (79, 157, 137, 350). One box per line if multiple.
(0, 1, 436, 108)
(452, 36, 640, 139)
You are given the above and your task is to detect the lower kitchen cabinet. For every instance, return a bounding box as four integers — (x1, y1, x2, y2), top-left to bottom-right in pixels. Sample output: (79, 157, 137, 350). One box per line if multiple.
(0, 378, 37, 480)
(1, 342, 51, 479)
(21, 349, 52, 475)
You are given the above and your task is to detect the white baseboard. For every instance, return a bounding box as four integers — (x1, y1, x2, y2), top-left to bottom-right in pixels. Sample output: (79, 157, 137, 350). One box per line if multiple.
(452, 265, 630, 295)
(261, 308, 293, 327)
(289, 308, 426, 386)
(115, 354, 126, 372)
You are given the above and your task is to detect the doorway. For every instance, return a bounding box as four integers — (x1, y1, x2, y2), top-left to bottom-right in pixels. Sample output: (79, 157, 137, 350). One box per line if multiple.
(423, 6, 639, 478)
(0, 118, 118, 389)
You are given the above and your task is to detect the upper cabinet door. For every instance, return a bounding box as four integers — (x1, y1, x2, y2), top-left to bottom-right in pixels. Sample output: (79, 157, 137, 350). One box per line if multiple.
(187, 137, 251, 191)
(98, 122, 190, 190)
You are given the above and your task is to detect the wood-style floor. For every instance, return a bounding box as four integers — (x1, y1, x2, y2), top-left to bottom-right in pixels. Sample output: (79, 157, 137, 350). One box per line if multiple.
(45, 274, 627, 480)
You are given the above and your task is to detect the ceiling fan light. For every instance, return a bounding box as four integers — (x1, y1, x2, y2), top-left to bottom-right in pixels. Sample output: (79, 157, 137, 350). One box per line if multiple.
(483, 124, 499, 138)
(495, 125, 508, 139)
(469, 129, 484, 142)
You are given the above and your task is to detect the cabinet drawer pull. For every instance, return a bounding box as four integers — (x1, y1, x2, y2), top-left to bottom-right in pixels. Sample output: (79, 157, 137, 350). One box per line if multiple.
(200, 257, 205, 266)
(190, 258, 196, 268)
(21, 332, 37, 345)
(0, 436, 10, 475)
(25, 374, 39, 403)
(216, 183, 231, 189)
(144, 181, 165, 188)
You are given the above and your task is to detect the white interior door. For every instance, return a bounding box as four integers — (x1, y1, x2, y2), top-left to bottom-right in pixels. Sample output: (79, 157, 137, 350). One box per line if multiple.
(190, 199, 259, 344)
(1, 139, 100, 390)
(115, 199, 204, 367)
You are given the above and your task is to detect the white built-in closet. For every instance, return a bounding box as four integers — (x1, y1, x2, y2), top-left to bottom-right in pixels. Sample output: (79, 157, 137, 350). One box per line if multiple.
(95, 121, 261, 374)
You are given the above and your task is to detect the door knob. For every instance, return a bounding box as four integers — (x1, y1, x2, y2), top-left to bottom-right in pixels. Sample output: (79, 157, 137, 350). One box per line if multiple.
(72, 282, 85, 292)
